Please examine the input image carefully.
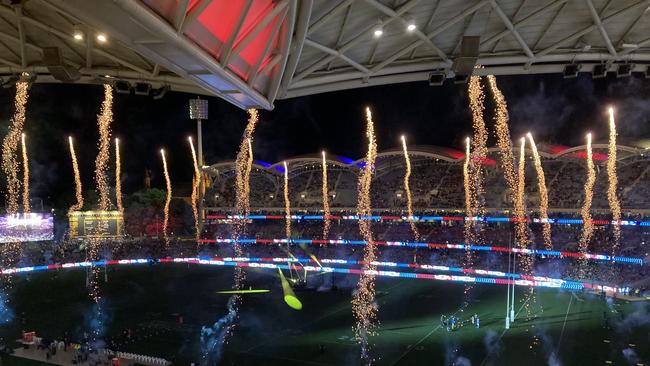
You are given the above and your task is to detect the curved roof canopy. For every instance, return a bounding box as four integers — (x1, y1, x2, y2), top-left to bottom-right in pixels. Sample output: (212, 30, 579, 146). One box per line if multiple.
(2, 0, 649, 109)
(205, 143, 648, 177)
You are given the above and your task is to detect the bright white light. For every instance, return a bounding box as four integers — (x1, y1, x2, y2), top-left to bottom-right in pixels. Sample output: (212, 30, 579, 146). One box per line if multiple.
(373, 28, 383, 37)
(73, 32, 83, 41)
(407, 23, 416, 32)
(96, 33, 107, 43)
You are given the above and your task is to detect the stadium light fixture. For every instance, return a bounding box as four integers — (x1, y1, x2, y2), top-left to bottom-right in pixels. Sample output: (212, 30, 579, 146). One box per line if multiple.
(152, 84, 170, 100)
(563, 64, 581, 79)
(96, 33, 107, 43)
(405, 15, 416, 32)
(428, 71, 446, 86)
(73, 25, 84, 41)
(133, 82, 152, 96)
(114, 80, 132, 94)
(592, 63, 608, 79)
(616, 63, 633, 78)
(373, 23, 383, 38)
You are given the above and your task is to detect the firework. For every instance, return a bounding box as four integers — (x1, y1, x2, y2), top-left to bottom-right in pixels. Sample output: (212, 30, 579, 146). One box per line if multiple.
(467, 76, 487, 216)
(244, 138, 254, 217)
(2, 82, 29, 214)
(234, 110, 259, 223)
(351, 107, 378, 363)
(189, 136, 201, 241)
(115, 138, 123, 212)
(160, 149, 172, 240)
(578, 133, 596, 277)
(231, 109, 259, 293)
(527, 133, 552, 250)
(95, 84, 114, 211)
(401, 136, 419, 241)
(463, 137, 474, 255)
(321, 151, 331, 240)
(487, 76, 517, 201)
(607, 107, 621, 255)
(487, 76, 529, 249)
(68, 136, 84, 212)
(21, 133, 29, 213)
(463, 76, 488, 306)
(283, 161, 291, 240)
(517, 137, 527, 225)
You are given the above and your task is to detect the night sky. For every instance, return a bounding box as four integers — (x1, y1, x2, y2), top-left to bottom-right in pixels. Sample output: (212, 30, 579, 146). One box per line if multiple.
(0, 73, 648, 208)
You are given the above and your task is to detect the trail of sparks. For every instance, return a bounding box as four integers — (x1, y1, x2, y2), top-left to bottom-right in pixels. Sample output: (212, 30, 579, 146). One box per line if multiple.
(464, 76, 487, 307)
(401, 136, 419, 241)
(234, 110, 258, 225)
(607, 108, 621, 256)
(2, 82, 29, 214)
(463, 137, 474, 256)
(189, 137, 201, 241)
(68, 136, 84, 212)
(115, 138, 123, 212)
(487, 76, 529, 254)
(228, 109, 259, 337)
(244, 138, 254, 217)
(488, 75, 535, 325)
(467, 76, 487, 216)
(160, 149, 172, 241)
(527, 134, 552, 250)
(0, 82, 29, 315)
(87, 85, 114, 348)
(321, 151, 331, 240)
(487, 76, 517, 204)
(578, 133, 596, 278)
(283, 161, 291, 240)
(95, 84, 114, 211)
(352, 107, 378, 364)
(21, 133, 29, 213)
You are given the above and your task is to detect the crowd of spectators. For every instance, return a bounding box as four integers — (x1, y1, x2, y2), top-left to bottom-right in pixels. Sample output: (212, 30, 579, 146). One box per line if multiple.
(204, 152, 650, 213)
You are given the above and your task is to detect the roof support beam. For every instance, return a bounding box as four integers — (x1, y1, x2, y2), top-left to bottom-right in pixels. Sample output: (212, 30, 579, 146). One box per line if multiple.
(174, 0, 191, 31)
(410, 0, 441, 59)
(220, 0, 253, 65)
(293, 0, 420, 83)
(620, 36, 650, 55)
(249, 7, 287, 87)
(327, 2, 353, 70)
(535, 0, 650, 58)
(278, 0, 313, 97)
(14, 6, 26, 68)
(488, 0, 534, 59)
(490, 0, 528, 52)
(85, 24, 92, 68)
(231, 0, 288, 62)
(0, 30, 42, 54)
(304, 38, 369, 73)
(584, 0, 616, 56)
(531, 2, 565, 50)
(364, 0, 449, 62)
(179, 0, 211, 33)
(482, 0, 566, 49)
(0, 4, 150, 75)
(615, 11, 646, 48)
(307, 0, 356, 36)
(370, 0, 489, 74)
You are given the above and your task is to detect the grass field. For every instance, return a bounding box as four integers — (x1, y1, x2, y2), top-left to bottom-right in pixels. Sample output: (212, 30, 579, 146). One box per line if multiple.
(0, 264, 648, 365)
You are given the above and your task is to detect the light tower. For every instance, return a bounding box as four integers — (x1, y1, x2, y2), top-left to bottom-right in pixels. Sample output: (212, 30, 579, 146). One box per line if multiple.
(189, 97, 208, 222)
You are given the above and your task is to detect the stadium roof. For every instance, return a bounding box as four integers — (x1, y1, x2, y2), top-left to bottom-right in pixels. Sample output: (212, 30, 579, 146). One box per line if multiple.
(205, 143, 649, 176)
(3, 0, 650, 109)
